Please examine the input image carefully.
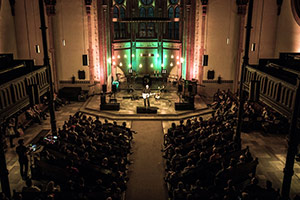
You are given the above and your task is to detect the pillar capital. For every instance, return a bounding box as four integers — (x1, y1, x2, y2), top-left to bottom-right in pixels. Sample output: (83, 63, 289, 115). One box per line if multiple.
(201, 0, 208, 14)
(236, 0, 248, 15)
(45, 0, 56, 16)
(85, 0, 92, 14)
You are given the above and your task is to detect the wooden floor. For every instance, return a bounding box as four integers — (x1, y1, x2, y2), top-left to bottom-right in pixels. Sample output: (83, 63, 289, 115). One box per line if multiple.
(4, 100, 300, 198)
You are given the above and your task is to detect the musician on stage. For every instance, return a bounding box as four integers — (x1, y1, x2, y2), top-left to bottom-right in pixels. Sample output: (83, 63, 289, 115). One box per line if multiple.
(143, 84, 151, 107)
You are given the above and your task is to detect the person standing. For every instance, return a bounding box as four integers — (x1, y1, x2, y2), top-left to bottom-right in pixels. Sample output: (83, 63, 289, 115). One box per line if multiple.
(16, 139, 29, 179)
(142, 84, 151, 107)
(6, 118, 16, 147)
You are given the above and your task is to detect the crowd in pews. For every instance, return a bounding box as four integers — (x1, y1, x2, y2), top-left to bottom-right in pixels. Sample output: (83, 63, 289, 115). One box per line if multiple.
(11, 113, 134, 200)
(162, 90, 281, 200)
(211, 89, 288, 134)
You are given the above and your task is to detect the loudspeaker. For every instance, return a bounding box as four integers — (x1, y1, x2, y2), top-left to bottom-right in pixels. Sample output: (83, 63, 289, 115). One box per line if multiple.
(178, 84, 183, 92)
(249, 80, 260, 102)
(100, 95, 106, 104)
(175, 103, 194, 110)
(112, 84, 117, 93)
(217, 76, 222, 84)
(100, 103, 120, 110)
(207, 70, 215, 79)
(188, 84, 193, 92)
(102, 84, 107, 93)
(82, 54, 88, 66)
(143, 74, 152, 86)
(78, 70, 85, 79)
(136, 107, 158, 114)
(203, 55, 208, 66)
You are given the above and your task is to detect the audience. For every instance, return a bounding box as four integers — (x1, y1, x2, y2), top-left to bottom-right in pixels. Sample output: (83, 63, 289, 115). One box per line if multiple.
(18, 113, 133, 200)
(163, 90, 280, 200)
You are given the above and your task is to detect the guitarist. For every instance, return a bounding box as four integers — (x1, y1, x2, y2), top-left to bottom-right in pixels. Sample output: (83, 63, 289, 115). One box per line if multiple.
(143, 84, 151, 107)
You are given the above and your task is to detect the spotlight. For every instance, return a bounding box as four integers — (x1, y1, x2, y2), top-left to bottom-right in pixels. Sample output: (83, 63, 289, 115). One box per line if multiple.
(139, 64, 142, 68)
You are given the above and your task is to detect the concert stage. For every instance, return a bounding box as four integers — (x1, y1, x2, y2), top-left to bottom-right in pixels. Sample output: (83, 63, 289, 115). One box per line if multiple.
(80, 89, 214, 120)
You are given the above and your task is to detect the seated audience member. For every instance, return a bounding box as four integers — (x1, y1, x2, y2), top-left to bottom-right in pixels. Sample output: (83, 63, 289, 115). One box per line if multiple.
(243, 177, 263, 200)
(25, 107, 41, 124)
(261, 180, 279, 199)
(45, 181, 61, 193)
(173, 181, 187, 200)
(22, 179, 41, 192)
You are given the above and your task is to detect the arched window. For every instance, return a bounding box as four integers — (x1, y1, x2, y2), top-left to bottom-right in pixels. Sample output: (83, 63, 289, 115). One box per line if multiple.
(138, 4, 155, 38)
(141, 0, 153, 5)
(113, 5, 126, 39)
(175, 6, 180, 17)
(140, 7, 146, 17)
(139, 23, 146, 37)
(148, 7, 154, 17)
(113, 6, 119, 18)
(167, 4, 180, 39)
(120, 7, 125, 18)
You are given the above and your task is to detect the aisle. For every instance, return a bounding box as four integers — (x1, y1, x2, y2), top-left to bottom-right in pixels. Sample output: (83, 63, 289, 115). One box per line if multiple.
(126, 121, 168, 200)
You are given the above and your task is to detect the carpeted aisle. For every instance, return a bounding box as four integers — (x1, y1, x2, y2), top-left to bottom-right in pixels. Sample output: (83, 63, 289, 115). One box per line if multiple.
(126, 121, 168, 200)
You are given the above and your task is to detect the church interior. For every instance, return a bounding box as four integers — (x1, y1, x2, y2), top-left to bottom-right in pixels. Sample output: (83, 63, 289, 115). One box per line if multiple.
(1, 0, 300, 199)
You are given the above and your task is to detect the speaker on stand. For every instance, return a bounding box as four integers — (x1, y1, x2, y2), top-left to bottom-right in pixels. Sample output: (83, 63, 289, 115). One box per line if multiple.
(102, 84, 107, 93)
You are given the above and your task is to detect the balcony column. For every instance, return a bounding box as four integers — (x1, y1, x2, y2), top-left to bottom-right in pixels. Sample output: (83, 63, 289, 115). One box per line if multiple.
(45, 0, 58, 93)
(234, 0, 248, 93)
(85, 0, 95, 94)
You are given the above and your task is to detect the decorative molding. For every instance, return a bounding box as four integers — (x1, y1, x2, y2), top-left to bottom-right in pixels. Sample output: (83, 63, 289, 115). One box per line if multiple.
(163, 42, 181, 49)
(113, 42, 131, 49)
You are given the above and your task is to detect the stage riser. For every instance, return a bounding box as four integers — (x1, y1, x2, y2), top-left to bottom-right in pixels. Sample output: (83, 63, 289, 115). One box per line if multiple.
(175, 103, 195, 110)
(100, 103, 120, 111)
(136, 107, 158, 114)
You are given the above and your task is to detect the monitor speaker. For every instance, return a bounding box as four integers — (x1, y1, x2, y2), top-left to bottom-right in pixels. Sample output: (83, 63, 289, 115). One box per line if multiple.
(178, 84, 183, 92)
(203, 55, 208, 66)
(100, 95, 106, 104)
(82, 54, 88, 66)
(112, 84, 117, 93)
(102, 84, 107, 93)
(188, 84, 193, 92)
(175, 103, 194, 110)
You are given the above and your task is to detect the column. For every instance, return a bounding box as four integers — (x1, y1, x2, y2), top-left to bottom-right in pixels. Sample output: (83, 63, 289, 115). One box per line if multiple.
(85, 0, 95, 94)
(198, 0, 208, 84)
(234, 0, 248, 92)
(45, 0, 59, 93)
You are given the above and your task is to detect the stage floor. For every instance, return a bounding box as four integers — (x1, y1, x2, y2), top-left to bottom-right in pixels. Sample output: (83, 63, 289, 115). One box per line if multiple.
(80, 89, 213, 120)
